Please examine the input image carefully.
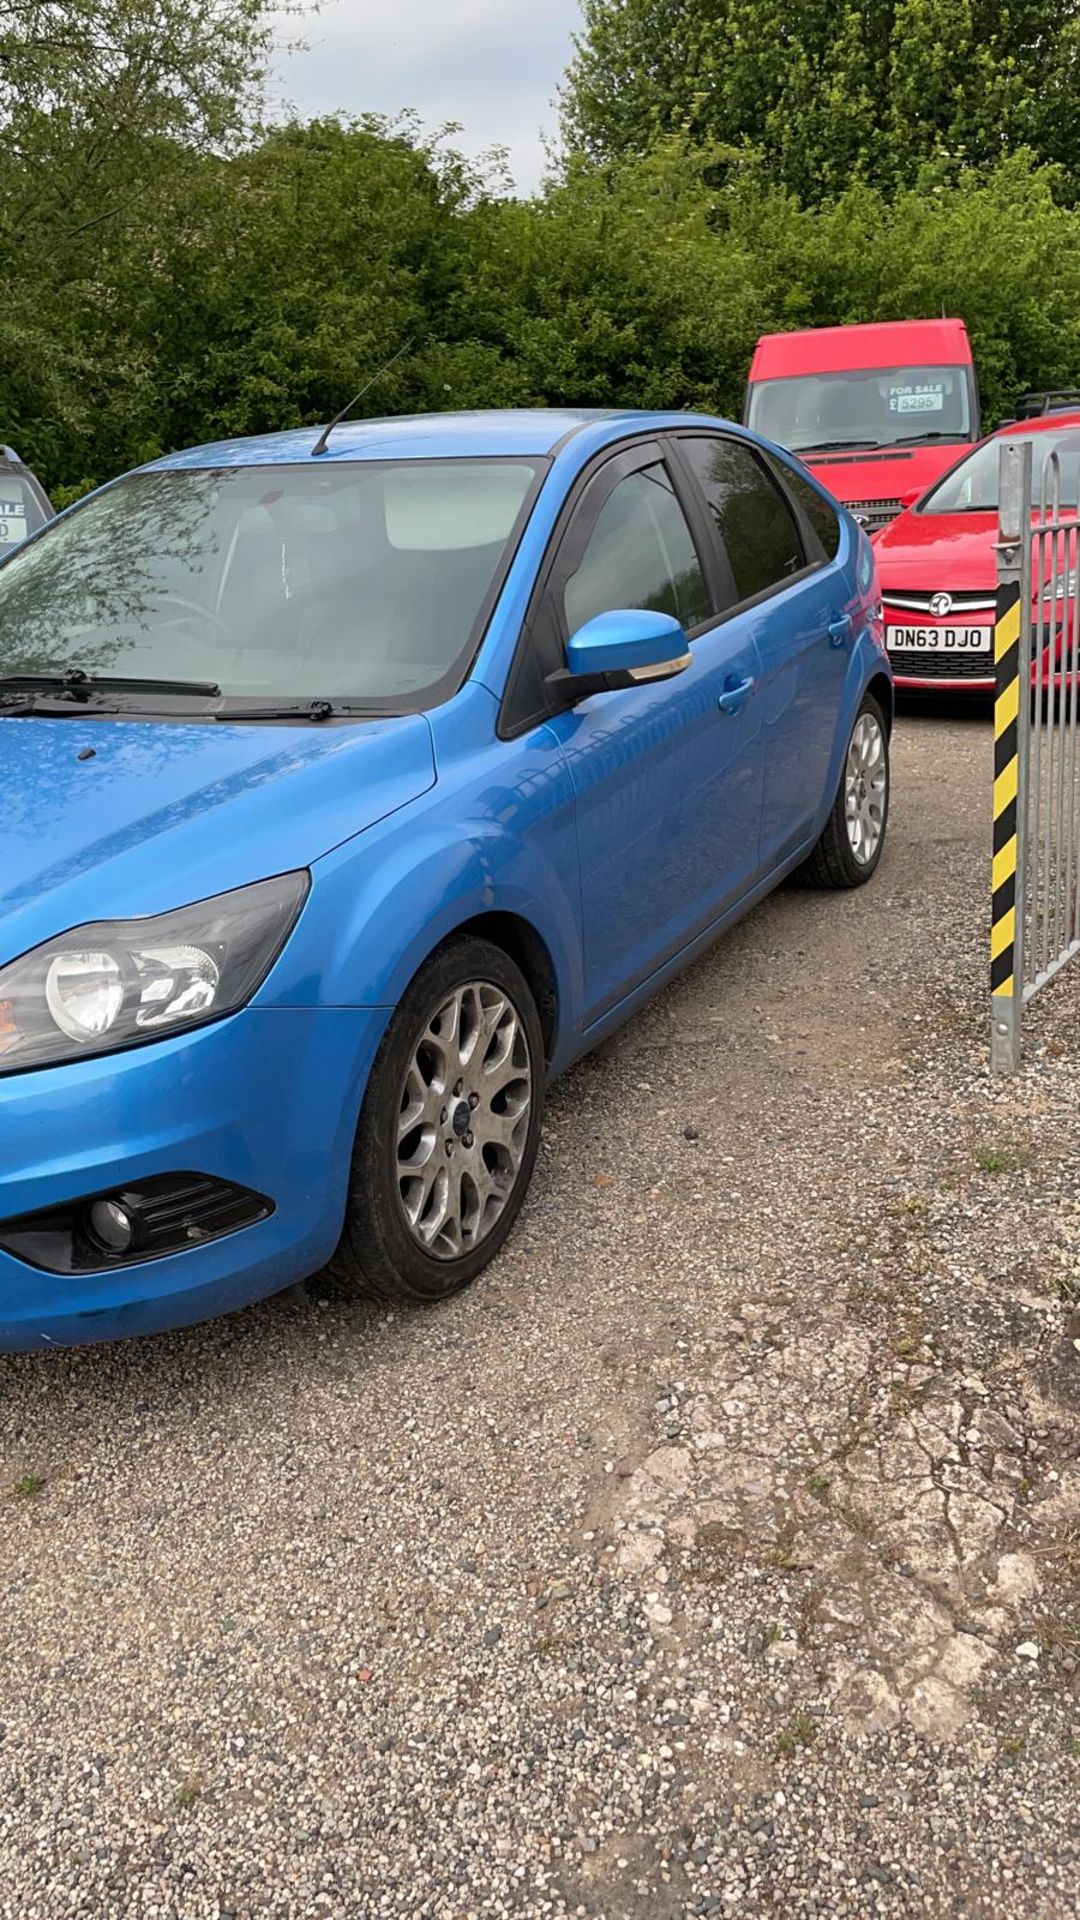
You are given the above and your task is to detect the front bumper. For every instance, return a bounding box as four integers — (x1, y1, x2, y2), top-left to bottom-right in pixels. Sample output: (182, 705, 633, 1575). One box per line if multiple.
(891, 666, 995, 691)
(888, 617, 1077, 692)
(0, 1004, 389, 1350)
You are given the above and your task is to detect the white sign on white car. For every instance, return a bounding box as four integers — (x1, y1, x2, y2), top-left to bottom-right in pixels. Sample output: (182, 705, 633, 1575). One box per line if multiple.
(0, 493, 30, 547)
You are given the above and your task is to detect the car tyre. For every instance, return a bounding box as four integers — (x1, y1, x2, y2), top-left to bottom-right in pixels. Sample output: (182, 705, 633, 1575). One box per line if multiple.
(333, 936, 545, 1304)
(793, 691, 890, 889)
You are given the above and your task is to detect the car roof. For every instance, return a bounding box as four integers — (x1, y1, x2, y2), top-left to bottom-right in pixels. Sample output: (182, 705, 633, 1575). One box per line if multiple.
(147, 408, 682, 470)
(995, 409, 1080, 438)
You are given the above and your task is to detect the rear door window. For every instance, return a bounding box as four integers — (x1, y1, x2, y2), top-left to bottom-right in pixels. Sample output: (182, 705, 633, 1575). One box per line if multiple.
(678, 436, 806, 605)
(775, 460, 842, 560)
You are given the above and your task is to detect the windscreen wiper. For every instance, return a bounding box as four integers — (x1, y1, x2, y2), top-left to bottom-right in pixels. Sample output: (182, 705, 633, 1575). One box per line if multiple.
(0, 691, 125, 717)
(889, 431, 964, 447)
(0, 670, 221, 697)
(0, 688, 398, 722)
(212, 699, 398, 723)
(0, 693, 56, 715)
(794, 439, 879, 455)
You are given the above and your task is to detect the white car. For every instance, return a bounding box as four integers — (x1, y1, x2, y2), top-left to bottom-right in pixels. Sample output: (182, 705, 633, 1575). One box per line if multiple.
(0, 444, 53, 553)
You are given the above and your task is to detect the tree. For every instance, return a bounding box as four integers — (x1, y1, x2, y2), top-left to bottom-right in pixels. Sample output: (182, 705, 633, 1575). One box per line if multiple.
(0, 1, 276, 474)
(448, 144, 768, 416)
(8, 100, 1080, 496)
(561, 1, 1080, 201)
(0, 1, 275, 254)
(454, 138, 1080, 430)
(139, 117, 478, 453)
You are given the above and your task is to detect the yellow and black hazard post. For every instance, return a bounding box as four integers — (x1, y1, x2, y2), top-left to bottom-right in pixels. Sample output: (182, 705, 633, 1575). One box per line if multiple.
(991, 580, 1022, 1057)
(990, 439, 1032, 1074)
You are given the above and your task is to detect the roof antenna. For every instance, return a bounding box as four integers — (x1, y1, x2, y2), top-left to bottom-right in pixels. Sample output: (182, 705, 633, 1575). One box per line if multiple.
(310, 337, 414, 457)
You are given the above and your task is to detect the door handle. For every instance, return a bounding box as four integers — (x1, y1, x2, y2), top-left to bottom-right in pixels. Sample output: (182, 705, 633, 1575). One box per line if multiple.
(827, 613, 852, 648)
(717, 674, 756, 714)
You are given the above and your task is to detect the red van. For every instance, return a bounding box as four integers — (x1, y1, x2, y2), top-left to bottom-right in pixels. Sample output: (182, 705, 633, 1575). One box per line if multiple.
(744, 319, 980, 534)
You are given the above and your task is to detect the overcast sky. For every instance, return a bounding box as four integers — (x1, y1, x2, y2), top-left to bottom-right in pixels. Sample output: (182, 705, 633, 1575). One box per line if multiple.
(271, 0, 583, 195)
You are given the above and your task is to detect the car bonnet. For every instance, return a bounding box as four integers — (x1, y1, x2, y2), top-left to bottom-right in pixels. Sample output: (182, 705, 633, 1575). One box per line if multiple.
(0, 711, 435, 965)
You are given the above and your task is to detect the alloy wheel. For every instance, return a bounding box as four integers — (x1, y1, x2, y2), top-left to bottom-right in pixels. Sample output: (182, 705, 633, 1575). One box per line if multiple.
(844, 711, 887, 865)
(395, 980, 533, 1260)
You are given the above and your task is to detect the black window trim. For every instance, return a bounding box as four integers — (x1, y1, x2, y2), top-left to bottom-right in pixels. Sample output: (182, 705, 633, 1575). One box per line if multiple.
(968, 361, 983, 440)
(657, 431, 733, 614)
(498, 434, 718, 740)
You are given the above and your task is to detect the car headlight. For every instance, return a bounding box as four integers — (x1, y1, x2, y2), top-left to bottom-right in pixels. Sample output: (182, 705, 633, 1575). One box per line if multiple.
(0, 871, 309, 1074)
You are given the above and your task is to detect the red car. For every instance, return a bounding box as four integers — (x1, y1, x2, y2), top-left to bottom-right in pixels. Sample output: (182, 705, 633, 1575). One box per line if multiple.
(744, 318, 981, 534)
(873, 412, 1080, 692)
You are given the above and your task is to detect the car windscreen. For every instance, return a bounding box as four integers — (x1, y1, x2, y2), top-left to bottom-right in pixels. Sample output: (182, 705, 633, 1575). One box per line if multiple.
(0, 459, 542, 707)
(919, 432, 1080, 514)
(0, 471, 47, 551)
(746, 365, 972, 453)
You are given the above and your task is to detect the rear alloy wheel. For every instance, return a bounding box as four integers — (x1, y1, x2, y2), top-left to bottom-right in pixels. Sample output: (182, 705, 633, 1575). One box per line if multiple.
(334, 937, 545, 1303)
(793, 692, 890, 888)
(844, 709, 888, 868)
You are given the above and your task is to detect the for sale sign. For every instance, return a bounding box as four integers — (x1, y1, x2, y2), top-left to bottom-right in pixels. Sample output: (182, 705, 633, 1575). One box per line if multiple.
(886, 381, 946, 416)
(0, 496, 29, 546)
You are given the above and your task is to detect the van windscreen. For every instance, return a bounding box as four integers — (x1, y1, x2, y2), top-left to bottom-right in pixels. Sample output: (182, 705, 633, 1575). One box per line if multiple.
(746, 366, 973, 455)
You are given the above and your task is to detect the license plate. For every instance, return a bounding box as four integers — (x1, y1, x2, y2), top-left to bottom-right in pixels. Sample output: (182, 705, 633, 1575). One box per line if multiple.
(886, 624, 992, 653)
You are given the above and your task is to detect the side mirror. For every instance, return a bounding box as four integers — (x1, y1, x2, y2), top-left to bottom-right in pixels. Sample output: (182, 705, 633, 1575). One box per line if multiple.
(564, 609, 692, 686)
(898, 485, 922, 510)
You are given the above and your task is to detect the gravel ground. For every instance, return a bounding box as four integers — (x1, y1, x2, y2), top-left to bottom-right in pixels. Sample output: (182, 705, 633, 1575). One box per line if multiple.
(2, 701, 1079, 1920)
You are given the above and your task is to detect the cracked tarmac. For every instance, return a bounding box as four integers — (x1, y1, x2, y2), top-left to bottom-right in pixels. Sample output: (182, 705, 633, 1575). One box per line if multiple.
(1, 703, 1079, 1918)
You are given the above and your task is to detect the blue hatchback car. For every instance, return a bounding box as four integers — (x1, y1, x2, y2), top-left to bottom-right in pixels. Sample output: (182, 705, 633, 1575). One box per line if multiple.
(0, 409, 891, 1349)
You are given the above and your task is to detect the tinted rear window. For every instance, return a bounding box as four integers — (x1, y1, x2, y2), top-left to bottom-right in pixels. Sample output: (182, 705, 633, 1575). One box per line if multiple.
(681, 436, 805, 603)
(777, 460, 842, 559)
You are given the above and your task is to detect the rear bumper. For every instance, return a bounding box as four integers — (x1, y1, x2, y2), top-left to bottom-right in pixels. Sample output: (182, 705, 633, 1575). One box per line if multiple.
(0, 1005, 389, 1351)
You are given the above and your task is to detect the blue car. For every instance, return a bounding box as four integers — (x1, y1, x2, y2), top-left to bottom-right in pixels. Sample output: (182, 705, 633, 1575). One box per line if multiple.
(0, 409, 891, 1349)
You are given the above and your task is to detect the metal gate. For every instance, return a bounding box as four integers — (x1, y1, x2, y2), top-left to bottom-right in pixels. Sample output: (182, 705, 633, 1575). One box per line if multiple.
(991, 436, 1080, 1072)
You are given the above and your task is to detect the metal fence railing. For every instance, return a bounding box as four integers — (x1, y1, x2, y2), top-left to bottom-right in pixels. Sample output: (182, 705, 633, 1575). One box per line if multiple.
(991, 437, 1080, 1071)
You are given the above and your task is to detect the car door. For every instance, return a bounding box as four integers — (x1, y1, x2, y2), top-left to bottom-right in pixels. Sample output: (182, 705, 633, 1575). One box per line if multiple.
(527, 440, 765, 1024)
(673, 433, 849, 869)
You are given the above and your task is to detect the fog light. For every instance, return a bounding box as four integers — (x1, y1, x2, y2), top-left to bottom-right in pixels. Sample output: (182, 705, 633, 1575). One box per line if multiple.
(0, 1174, 273, 1273)
(86, 1198, 136, 1254)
